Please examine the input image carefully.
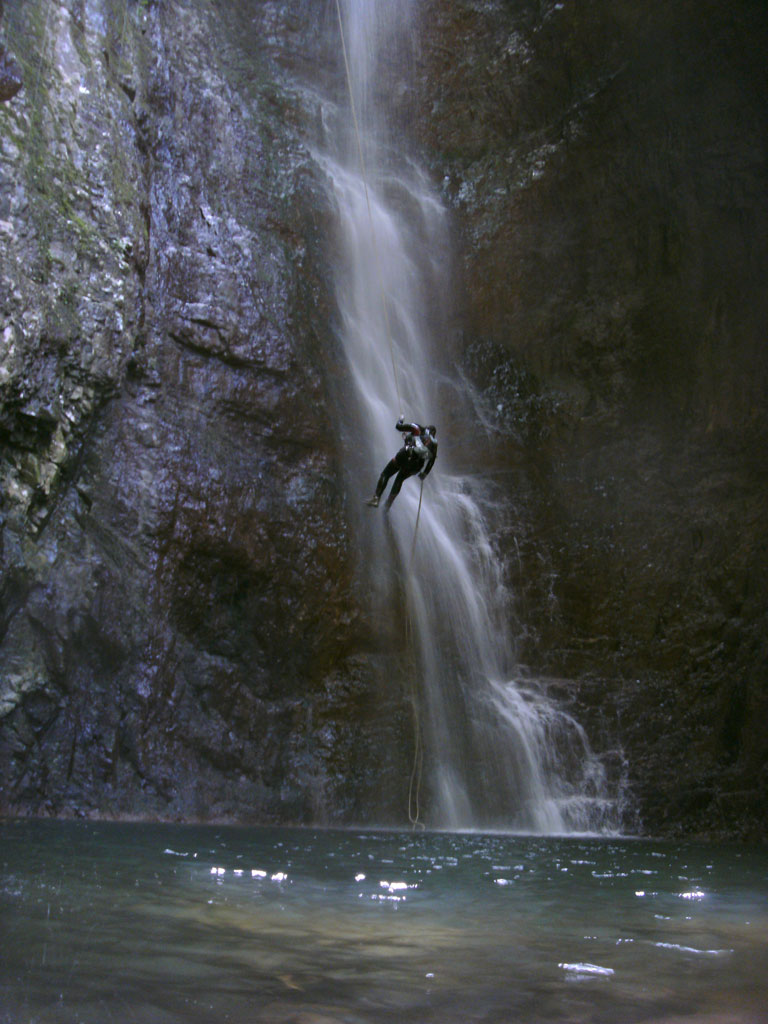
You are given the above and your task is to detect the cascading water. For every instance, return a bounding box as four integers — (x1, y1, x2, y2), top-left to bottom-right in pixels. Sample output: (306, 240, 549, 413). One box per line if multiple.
(321, 0, 619, 832)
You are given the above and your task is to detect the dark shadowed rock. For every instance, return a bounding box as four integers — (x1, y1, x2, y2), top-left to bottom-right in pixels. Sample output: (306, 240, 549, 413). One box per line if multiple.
(417, 0, 768, 839)
(0, 0, 22, 102)
(0, 45, 22, 102)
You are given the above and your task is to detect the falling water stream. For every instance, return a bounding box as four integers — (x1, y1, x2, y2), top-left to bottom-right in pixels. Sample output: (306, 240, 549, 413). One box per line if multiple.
(322, 0, 617, 831)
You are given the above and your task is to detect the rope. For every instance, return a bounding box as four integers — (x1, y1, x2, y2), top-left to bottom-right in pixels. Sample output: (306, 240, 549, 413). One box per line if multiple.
(404, 576, 424, 831)
(407, 699, 425, 829)
(334, 0, 404, 416)
(404, 477, 425, 828)
(407, 476, 424, 573)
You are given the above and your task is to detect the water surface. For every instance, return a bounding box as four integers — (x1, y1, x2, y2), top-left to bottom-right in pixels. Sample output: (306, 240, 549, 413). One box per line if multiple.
(1, 821, 766, 1022)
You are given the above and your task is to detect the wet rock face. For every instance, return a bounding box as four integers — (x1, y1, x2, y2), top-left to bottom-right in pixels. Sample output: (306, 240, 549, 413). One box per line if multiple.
(0, 0, 22, 102)
(0, 0, 405, 824)
(418, 0, 768, 838)
(1, 0, 766, 839)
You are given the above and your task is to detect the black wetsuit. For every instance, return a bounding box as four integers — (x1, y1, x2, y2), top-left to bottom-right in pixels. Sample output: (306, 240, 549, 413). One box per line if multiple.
(371, 420, 438, 509)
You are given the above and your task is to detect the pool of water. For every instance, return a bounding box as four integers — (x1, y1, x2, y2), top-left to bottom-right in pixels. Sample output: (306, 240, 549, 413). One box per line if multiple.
(1, 820, 766, 1022)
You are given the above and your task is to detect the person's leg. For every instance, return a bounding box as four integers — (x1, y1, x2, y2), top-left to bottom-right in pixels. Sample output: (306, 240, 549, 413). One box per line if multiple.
(385, 465, 419, 508)
(384, 451, 424, 508)
(366, 457, 398, 507)
(384, 470, 406, 508)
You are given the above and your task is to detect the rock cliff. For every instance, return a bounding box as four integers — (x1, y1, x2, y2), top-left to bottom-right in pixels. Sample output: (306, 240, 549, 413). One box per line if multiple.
(416, 0, 768, 839)
(1, 0, 766, 838)
(0, 0, 407, 824)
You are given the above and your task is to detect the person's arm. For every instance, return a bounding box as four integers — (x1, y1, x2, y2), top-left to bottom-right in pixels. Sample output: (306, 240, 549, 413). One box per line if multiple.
(396, 417, 420, 435)
(419, 440, 437, 479)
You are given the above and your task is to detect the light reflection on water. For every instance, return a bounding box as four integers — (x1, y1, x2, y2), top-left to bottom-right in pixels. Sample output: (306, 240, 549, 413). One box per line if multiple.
(1, 821, 767, 1023)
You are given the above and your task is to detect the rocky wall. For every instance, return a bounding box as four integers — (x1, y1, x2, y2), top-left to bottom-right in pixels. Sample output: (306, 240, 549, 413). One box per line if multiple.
(2, 0, 766, 839)
(0, 0, 410, 824)
(418, 0, 768, 839)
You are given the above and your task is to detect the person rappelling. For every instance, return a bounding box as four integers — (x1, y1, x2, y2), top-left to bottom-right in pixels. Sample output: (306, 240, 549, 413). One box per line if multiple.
(366, 417, 437, 510)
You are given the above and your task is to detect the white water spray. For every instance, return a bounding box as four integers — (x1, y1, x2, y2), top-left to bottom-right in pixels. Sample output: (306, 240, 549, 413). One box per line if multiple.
(322, 0, 617, 832)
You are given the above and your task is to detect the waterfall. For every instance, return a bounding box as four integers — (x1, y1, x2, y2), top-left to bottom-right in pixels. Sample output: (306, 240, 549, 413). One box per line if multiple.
(320, 0, 618, 833)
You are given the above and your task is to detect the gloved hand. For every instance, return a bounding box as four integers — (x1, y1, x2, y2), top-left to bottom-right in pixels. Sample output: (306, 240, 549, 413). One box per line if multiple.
(398, 415, 405, 425)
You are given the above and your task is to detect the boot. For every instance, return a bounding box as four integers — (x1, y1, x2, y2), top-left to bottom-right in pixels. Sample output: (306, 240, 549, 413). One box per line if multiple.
(365, 495, 379, 508)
